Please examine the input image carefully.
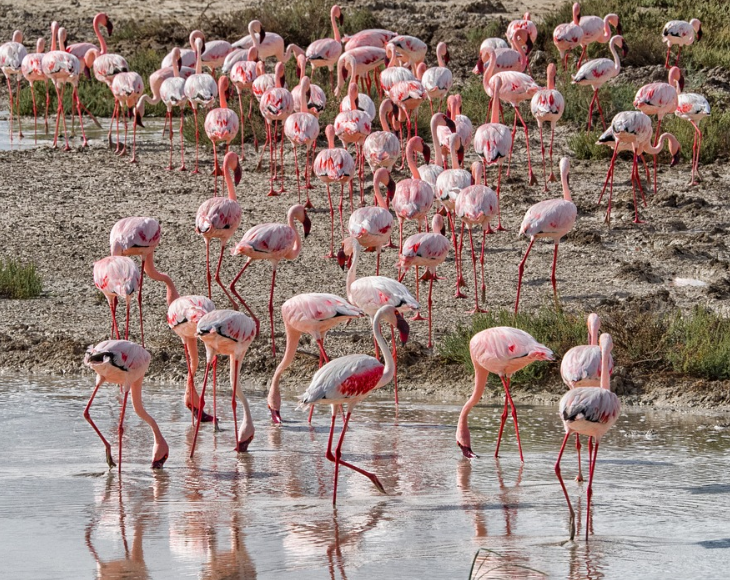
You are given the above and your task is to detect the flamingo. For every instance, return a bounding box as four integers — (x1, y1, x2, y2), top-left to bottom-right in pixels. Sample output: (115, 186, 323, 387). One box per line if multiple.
(285, 76, 320, 208)
(556, 333, 620, 541)
(572, 35, 628, 131)
(662, 19, 702, 69)
(93, 255, 141, 342)
(268, 293, 364, 424)
(560, 313, 614, 482)
(110, 71, 144, 159)
(230, 204, 312, 357)
(314, 124, 356, 256)
(342, 29, 397, 51)
(474, 29, 531, 76)
(348, 168, 395, 274)
(229, 46, 260, 159)
(334, 82, 372, 205)
(389, 35, 428, 73)
(531, 63, 565, 190)
(420, 111, 454, 188)
(184, 33, 218, 174)
(158, 47, 190, 171)
(166, 295, 216, 424)
(67, 13, 115, 77)
(421, 42, 452, 114)
(0, 30, 26, 141)
(293, 54, 328, 117)
(553, 3, 584, 71)
(514, 157, 577, 313)
(110, 216, 179, 345)
(334, 47, 387, 97)
(190, 310, 258, 456)
(454, 162, 498, 312)
(577, 12, 621, 68)
(380, 43, 415, 97)
(21, 36, 49, 140)
(339, 85, 375, 121)
(457, 326, 554, 460)
(298, 304, 408, 505)
(162, 46, 196, 69)
(259, 62, 294, 196)
(507, 12, 538, 45)
(676, 87, 710, 186)
(205, 75, 240, 191)
(232, 20, 302, 66)
(362, 98, 400, 173)
(389, 69, 425, 144)
(306, 4, 343, 89)
(474, 38, 508, 73)
(337, 237, 419, 404)
(437, 94, 472, 165)
(83, 340, 169, 471)
(435, 135, 469, 219)
(189, 29, 233, 74)
(397, 213, 451, 348)
(196, 152, 243, 309)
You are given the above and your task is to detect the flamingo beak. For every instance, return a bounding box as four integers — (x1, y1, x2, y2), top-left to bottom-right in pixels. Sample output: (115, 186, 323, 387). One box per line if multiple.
(475, 59, 484, 74)
(84, 66, 91, 79)
(384, 53, 390, 68)
(354, 95, 359, 109)
(458, 145, 465, 166)
(423, 143, 431, 165)
(234, 159, 242, 185)
(259, 28, 266, 43)
(526, 36, 534, 53)
(338, 13, 344, 26)
(445, 50, 451, 64)
(617, 22, 623, 35)
(679, 72, 685, 92)
(303, 213, 312, 237)
(445, 117, 456, 132)
(622, 42, 629, 58)
(697, 27, 702, 41)
(387, 176, 396, 200)
(201, 40, 206, 56)
(296, 62, 302, 78)
(177, 56, 183, 70)
(395, 313, 410, 345)
(337, 248, 347, 270)
(106, 19, 114, 36)
(671, 151, 681, 167)
(437, 206, 447, 216)
(134, 109, 144, 128)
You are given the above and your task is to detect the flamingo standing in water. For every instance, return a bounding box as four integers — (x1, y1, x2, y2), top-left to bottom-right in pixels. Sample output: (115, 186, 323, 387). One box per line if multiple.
(556, 333, 620, 541)
(334, 82, 373, 205)
(457, 326, 553, 460)
(0, 30, 26, 142)
(83, 340, 169, 471)
(421, 42, 452, 114)
(158, 47, 189, 170)
(675, 85, 710, 186)
(259, 62, 294, 196)
(306, 4, 343, 89)
(205, 75, 240, 192)
(267, 292, 364, 423)
(298, 304, 408, 505)
(93, 256, 141, 342)
(662, 19, 702, 69)
(553, 3, 584, 71)
(531, 63, 565, 190)
(191, 310, 258, 456)
(362, 98, 400, 173)
(195, 152, 243, 309)
(229, 46, 260, 159)
(285, 76, 320, 208)
(184, 33, 218, 174)
(21, 36, 49, 140)
(398, 214, 450, 348)
(167, 295, 216, 424)
(334, 46, 387, 97)
(514, 157, 577, 313)
(560, 313, 614, 482)
(314, 124, 356, 256)
(230, 204, 312, 357)
(577, 12, 621, 68)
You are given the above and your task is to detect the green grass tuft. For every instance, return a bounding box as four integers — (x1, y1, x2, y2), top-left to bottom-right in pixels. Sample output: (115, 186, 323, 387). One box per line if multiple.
(0, 258, 43, 299)
(667, 307, 730, 380)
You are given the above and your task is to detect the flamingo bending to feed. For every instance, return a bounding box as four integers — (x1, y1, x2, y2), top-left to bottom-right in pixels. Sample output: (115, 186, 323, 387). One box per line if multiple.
(457, 327, 554, 460)
(268, 293, 364, 424)
(84, 340, 169, 471)
(21, 36, 49, 140)
(662, 19, 702, 69)
(338, 237, 419, 404)
(514, 157, 577, 313)
(676, 87, 710, 186)
(299, 304, 408, 505)
(230, 204, 312, 357)
(334, 82, 373, 205)
(561, 313, 614, 481)
(393, 136, 434, 252)
(334, 47, 387, 97)
(421, 42, 452, 114)
(196, 152, 243, 308)
(314, 124, 356, 256)
(259, 62, 294, 196)
(531, 63, 565, 190)
(285, 76, 320, 208)
(362, 98, 401, 173)
(93, 256, 141, 342)
(507, 12, 538, 45)
(110, 71, 144, 159)
(577, 12, 621, 68)
(397, 214, 450, 348)
(205, 75, 240, 192)
(389, 35, 428, 73)
(184, 33, 218, 173)
(0, 30, 27, 141)
(190, 310, 258, 456)
(572, 35, 628, 131)
(342, 29, 397, 51)
(167, 295, 216, 423)
(305, 4, 343, 89)
(158, 47, 190, 170)
(556, 333, 620, 541)
(229, 46, 260, 159)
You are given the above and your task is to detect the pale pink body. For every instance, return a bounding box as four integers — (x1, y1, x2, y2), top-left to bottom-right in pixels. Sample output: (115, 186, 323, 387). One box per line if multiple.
(553, 3, 584, 68)
(343, 29, 397, 51)
(634, 66, 681, 120)
(393, 137, 434, 243)
(531, 63, 565, 187)
(232, 20, 302, 65)
(93, 256, 141, 342)
(205, 76, 240, 149)
(475, 29, 530, 74)
(348, 168, 394, 269)
(306, 5, 343, 76)
(83, 14, 128, 85)
(340, 90, 376, 121)
(363, 98, 400, 171)
(334, 83, 373, 145)
(421, 42, 452, 105)
(507, 13, 538, 44)
(335, 47, 387, 96)
(380, 44, 415, 96)
(21, 38, 45, 82)
(389, 35, 427, 72)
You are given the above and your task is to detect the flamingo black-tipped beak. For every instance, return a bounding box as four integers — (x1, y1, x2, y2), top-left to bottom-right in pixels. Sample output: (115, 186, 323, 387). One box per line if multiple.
(458, 442, 478, 459)
(617, 22, 623, 35)
(445, 50, 451, 64)
(458, 145, 465, 166)
(423, 143, 431, 165)
(440, 225, 446, 236)
(445, 117, 456, 132)
(177, 56, 183, 69)
(151, 454, 168, 469)
(84, 67, 91, 79)
(437, 206, 447, 216)
(269, 405, 282, 424)
(384, 53, 390, 68)
(337, 247, 347, 270)
(395, 312, 410, 345)
(338, 13, 344, 26)
(303, 213, 312, 238)
(475, 59, 484, 75)
(259, 28, 266, 43)
(106, 20, 114, 36)
(236, 434, 254, 453)
(671, 151, 681, 167)
(622, 42, 629, 58)
(387, 176, 396, 200)
(234, 160, 242, 185)
(201, 40, 206, 56)
(679, 73, 686, 92)
(134, 110, 144, 128)
(526, 36, 534, 53)
(697, 27, 703, 41)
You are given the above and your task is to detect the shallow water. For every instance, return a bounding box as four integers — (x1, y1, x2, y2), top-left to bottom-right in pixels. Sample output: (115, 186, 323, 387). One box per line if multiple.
(1, 375, 730, 579)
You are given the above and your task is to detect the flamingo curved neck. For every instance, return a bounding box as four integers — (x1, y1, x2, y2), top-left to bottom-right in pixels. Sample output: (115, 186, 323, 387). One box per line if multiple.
(50, 24, 58, 52)
(331, 11, 341, 44)
(600, 346, 610, 389)
(609, 38, 621, 72)
(346, 243, 361, 298)
(406, 144, 421, 179)
(94, 16, 108, 55)
(372, 311, 396, 386)
(449, 139, 460, 169)
(430, 117, 444, 166)
(288, 212, 303, 258)
(601, 16, 612, 42)
(643, 134, 668, 156)
(490, 85, 501, 123)
(482, 55, 496, 94)
(195, 43, 203, 74)
(561, 170, 572, 201)
(436, 47, 445, 68)
(373, 179, 388, 208)
(225, 166, 237, 201)
(379, 103, 392, 132)
(219, 84, 228, 108)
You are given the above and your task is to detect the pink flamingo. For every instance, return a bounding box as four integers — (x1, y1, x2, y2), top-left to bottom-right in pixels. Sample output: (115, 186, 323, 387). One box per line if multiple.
(457, 326, 554, 460)
(342, 29, 397, 51)
(553, 3, 584, 71)
(110, 216, 179, 345)
(268, 292, 364, 424)
(0, 30, 26, 141)
(163, 46, 196, 69)
(84, 340, 169, 471)
(556, 333, 620, 541)
(339, 85, 375, 121)
(473, 77, 512, 228)
(474, 39, 508, 73)
(389, 35, 427, 73)
(67, 13, 115, 77)
(232, 20, 302, 67)
(662, 19, 702, 69)
(21, 36, 50, 140)
(334, 47, 387, 97)
(514, 157, 577, 313)
(397, 213, 450, 348)
(435, 136, 469, 218)
(348, 168, 395, 274)
(362, 98, 401, 173)
(572, 34, 627, 131)
(531, 63, 565, 189)
(421, 42, 453, 114)
(380, 43, 415, 97)
(454, 162, 498, 312)
(474, 29, 531, 76)
(259, 62, 294, 196)
(418, 111, 453, 187)
(158, 47, 190, 170)
(298, 304, 407, 505)
(390, 72, 425, 143)
(167, 295, 216, 423)
(189, 29, 233, 74)
(437, 94, 473, 165)
(184, 32, 218, 174)
(305, 4, 343, 89)
(507, 12, 538, 45)
(229, 46, 260, 159)
(196, 152, 243, 308)
(190, 310, 258, 456)
(560, 313, 614, 481)
(676, 87, 710, 186)
(293, 55, 327, 117)
(205, 75, 240, 191)
(230, 204, 312, 357)
(314, 124, 356, 256)
(334, 82, 372, 205)
(285, 76, 320, 208)
(577, 12, 621, 68)
(393, 136, 434, 253)
(338, 237, 419, 404)
(93, 256, 141, 342)
(110, 71, 144, 159)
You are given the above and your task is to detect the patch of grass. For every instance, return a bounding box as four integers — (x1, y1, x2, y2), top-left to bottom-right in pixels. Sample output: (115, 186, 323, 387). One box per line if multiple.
(0, 258, 43, 299)
(569, 130, 614, 160)
(667, 307, 730, 380)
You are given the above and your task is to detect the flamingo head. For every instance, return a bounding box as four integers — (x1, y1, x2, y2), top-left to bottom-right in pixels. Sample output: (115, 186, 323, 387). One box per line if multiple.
(103, 14, 114, 36)
(610, 14, 622, 36)
(332, 5, 344, 25)
(441, 42, 451, 65)
(667, 135, 681, 167)
(302, 210, 312, 238)
(247, 46, 259, 62)
(473, 56, 485, 75)
(691, 19, 702, 40)
(190, 30, 206, 55)
(225, 151, 242, 185)
(395, 311, 410, 345)
(615, 36, 629, 58)
(572, 2, 581, 24)
(422, 141, 431, 165)
(432, 213, 446, 236)
(275, 62, 286, 87)
(599, 333, 614, 357)
(471, 161, 483, 185)
(587, 312, 600, 344)
(296, 54, 306, 78)
(134, 102, 145, 128)
(386, 174, 396, 201)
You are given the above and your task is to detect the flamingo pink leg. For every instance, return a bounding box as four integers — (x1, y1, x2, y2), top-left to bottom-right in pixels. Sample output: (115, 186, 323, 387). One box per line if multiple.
(117, 390, 129, 474)
(83, 376, 116, 469)
(555, 431, 576, 540)
(190, 359, 212, 457)
(575, 434, 584, 482)
(514, 238, 535, 314)
(585, 440, 600, 541)
(229, 259, 261, 337)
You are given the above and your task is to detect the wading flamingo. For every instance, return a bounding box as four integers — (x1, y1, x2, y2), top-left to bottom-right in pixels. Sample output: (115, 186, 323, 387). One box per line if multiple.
(230, 204, 312, 357)
(21, 36, 49, 140)
(556, 333, 620, 541)
(93, 256, 141, 342)
(205, 75, 240, 192)
(158, 47, 189, 170)
(675, 86, 710, 186)
(184, 33, 218, 174)
(457, 327, 554, 460)
(229, 46, 260, 159)
(362, 98, 401, 173)
(84, 340, 169, 471)
(662, 19, 702, 69)
(554, 3, 584, 70)
(259, 62, 294, 196)
(305, 4, 343, 89)
(531, 63, 565, 190)
(0, 30, 26, 142)
(577, 12, 621, 68)
(298, 304, 408, 505)
(514, 157, 577, 313)
(285, 76, 320, 208)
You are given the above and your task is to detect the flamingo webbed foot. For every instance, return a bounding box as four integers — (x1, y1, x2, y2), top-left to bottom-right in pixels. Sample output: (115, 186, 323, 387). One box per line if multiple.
(548, 172, 557, 182)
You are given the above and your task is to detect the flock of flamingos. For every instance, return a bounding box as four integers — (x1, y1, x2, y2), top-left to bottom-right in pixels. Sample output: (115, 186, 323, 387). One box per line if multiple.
(0, 3, 710, 540)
